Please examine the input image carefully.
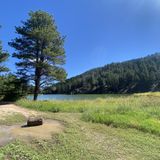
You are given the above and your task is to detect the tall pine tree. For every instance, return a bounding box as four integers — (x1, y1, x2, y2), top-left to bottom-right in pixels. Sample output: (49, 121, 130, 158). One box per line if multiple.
(9, 11, 67, 100)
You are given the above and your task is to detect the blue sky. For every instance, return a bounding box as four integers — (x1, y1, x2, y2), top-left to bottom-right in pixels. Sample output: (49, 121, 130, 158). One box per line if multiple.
(1, 0, 160, 78)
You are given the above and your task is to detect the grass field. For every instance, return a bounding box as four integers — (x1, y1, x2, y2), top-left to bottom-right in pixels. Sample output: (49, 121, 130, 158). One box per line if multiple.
(17, 92, 160, 135)
(0, 92, 160, 159)
(1, 113, 160, 160)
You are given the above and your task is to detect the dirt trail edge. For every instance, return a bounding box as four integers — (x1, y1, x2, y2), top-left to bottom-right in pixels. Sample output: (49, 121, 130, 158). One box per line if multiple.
(0, 104, 64, 146)
(0, 104, 38, 119)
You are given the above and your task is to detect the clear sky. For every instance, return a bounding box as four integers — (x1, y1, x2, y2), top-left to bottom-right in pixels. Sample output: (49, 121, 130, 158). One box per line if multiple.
(1, 0, 160, 78)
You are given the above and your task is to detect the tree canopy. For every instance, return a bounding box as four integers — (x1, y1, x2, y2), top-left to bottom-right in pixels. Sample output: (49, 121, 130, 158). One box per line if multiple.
(9, 10, 67, 100)
(46, 53, 160, 94)
(0, 74, 28, 101)
(0, 28, 9, 73)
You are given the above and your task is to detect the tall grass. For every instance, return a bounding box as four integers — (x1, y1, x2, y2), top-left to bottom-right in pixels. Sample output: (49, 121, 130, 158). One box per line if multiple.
(16, 92, 160, 135)
(16, 99, 97, 113)
(82, 94, 160, 135)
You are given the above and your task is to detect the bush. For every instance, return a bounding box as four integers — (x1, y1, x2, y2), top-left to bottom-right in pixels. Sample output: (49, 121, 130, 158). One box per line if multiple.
(0, 74, 28, 101)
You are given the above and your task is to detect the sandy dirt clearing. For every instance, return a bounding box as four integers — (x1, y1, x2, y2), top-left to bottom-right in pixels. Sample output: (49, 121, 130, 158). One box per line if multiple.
(0, 104, 64, 146)
(0, 104, 38, 119)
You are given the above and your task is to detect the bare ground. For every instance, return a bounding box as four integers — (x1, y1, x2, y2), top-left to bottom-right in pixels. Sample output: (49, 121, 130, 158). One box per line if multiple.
(0, 104, 38, 119)
(0, 104, 64, 146)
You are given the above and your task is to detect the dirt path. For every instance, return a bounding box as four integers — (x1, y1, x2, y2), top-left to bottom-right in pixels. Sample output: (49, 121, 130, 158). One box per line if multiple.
(0, 104, 64, 146)
(0, 104, 38, 119)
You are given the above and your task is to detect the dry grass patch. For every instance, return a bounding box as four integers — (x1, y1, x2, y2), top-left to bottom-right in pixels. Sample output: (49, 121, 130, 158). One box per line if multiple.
(11, 120, 64, 140)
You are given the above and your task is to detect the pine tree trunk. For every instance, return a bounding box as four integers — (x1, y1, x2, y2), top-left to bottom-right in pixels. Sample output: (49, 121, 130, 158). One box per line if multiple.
(33, 68, 41, 101)
(33, 88, 38, 101)
(33, 78, 40, 101)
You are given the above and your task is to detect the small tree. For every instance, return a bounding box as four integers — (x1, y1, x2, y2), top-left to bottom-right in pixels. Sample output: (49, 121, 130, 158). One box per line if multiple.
(0, 74, 28, 101)
(0, 28, 9, 72)
(9, 11, 67, 100)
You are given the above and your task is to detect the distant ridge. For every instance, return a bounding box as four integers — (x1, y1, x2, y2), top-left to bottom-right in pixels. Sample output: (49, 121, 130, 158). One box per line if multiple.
(44, 53, 160, 94)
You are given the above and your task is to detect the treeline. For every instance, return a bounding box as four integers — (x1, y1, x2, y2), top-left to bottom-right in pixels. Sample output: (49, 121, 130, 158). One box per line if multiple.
(0, 39, 27, 101)
(0, 75, 28, 101)
(0, 23, 29, 101)
(44, 53, 160, 94)
(0, 10, 66, 101)
(1, 10, 160, 99)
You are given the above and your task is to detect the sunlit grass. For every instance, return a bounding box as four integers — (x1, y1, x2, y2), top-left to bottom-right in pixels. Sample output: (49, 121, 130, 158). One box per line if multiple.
(16, 92, 160, 135)
(1, 113, 160, 159)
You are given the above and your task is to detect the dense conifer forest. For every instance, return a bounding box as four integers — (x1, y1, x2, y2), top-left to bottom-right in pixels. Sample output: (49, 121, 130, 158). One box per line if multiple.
(44, 53, 160, 94)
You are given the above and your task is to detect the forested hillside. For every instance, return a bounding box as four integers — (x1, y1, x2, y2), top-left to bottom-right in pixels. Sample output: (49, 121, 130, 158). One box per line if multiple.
(44, 53, 160, 94)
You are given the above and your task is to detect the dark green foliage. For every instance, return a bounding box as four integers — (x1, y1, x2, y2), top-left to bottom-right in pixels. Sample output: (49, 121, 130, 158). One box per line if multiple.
(0, 28, 9, 72)
(47, 53, 160, 94)
(9, 10, 67, 100)
(0, 74, 28, 101)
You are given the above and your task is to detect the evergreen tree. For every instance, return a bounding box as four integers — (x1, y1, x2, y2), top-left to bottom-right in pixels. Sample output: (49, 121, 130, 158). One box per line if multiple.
(0, 74, 28, 101)
(9, 11, 67, 100)
(48, 53, 160, 94)
(0, 27, 9, 72)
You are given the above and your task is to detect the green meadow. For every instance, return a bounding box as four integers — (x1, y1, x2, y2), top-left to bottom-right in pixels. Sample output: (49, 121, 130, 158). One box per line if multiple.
(0, 92, 160, 159)
(17, 92, 160, 136)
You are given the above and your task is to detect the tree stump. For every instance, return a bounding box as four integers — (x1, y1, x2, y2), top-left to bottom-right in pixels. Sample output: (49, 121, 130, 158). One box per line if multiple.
(27, 117, 43, 127)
